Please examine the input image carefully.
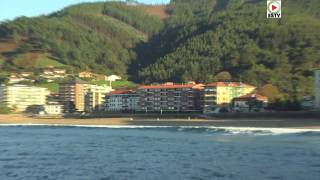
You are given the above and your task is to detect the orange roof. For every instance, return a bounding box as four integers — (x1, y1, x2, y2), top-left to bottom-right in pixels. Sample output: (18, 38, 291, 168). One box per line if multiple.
(206, 82, 256, 88)
(108, 90, 134, 95)
(233, 93, 268, 102)
(139, 84, 204, 90)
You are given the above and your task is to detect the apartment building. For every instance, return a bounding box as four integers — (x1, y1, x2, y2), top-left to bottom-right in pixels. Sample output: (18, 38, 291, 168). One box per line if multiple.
(0, 84, 50, 112)
(85, 85, 113, 112)
(137, 82, 204, 112)
(58, 78, 89, 113)
(105, 90, 140, 112)
(315, 70, 320, 109)
(204, 82, 256, 113)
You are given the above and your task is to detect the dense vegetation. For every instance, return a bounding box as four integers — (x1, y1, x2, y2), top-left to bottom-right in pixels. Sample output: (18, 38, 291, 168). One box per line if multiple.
(0, 2, 164, 78)
(136, 0, 320, 103)
(0, 0, 320, 106)
(102, 2, 164, 35)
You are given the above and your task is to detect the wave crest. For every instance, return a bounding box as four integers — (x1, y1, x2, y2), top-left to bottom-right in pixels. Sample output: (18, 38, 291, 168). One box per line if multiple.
(0, 124, 319, 135)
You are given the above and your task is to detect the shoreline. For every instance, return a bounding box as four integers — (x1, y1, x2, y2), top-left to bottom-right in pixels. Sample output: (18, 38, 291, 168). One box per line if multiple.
(0, 115, 320, 129)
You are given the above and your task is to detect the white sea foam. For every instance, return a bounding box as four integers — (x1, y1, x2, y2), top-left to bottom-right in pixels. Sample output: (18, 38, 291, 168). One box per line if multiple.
(206, 127, 320, 135)
(0, 124, 319, 135)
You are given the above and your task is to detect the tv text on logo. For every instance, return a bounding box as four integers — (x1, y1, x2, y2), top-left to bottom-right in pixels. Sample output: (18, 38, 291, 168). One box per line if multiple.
(267, 0, 281, 19)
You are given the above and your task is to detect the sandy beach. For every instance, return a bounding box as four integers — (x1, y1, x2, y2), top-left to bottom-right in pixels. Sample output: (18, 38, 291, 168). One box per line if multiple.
(0, 114, 320, 129)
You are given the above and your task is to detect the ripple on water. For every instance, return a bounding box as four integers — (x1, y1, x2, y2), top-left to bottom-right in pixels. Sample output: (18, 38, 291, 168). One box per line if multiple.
(0, 126, 319, 180)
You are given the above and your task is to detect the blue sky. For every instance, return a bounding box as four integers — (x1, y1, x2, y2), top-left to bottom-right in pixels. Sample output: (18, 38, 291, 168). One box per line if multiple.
(0, 0, 170, 21)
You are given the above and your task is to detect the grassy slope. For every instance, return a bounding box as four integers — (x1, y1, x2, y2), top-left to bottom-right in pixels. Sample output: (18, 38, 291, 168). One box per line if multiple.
(12, 53, 65, 68)
(135, 5, 168, 20)
(91, 80, 138, 90)
(0, 2, 164, 76)
(39, 82, 60, 93)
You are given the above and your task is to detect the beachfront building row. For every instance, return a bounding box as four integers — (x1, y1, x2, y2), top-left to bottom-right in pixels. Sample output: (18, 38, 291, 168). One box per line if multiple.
(105, 82, 204, 113)
(0, 85, 50, 112)
(104, 82, 259, 113)
(0, 81, 265, 114)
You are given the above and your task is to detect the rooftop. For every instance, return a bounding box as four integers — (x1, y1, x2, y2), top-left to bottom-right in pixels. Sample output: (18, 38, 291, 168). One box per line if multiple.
(233, 93, 268, 102)
(139, 83, 204, 90)
(108, 90, 134, 95)
(206, 82, 256, 88)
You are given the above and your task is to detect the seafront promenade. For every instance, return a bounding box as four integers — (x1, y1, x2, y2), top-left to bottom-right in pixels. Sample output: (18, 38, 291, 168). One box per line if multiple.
(0, 114, 320, 129)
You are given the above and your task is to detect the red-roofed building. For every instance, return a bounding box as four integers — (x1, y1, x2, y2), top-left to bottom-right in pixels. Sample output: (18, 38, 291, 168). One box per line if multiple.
(232, 93, 269, 112)
(137, 82, 204, 112)
(105, 90, 140, 112)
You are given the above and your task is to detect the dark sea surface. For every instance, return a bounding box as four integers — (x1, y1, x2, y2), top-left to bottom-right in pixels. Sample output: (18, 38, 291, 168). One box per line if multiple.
(0, 125, 319, 180)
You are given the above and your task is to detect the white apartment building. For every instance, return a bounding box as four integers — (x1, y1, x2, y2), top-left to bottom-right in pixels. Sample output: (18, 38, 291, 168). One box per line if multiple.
(85, 85, 113, 112)
(0, 84, 50, 112)
(315, 70, 320, 109)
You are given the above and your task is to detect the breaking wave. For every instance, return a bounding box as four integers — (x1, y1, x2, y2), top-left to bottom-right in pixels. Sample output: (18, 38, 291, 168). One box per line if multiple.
(0, 124, 319, 136)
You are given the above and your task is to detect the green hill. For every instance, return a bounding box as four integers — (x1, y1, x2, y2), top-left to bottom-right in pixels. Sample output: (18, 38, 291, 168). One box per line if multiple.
(0, 2, 165, 78)
(136, 0, 320, 101)
(0, 0, 320, 103)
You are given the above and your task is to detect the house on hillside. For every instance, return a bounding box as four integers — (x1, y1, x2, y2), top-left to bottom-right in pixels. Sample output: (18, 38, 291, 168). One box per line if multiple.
(78, 71, 107, 81)
(20, 72, 33, 77)
(8, 73, 34, 84)
(41, 68, 67, 81)
(78, 71, 96, 79)
(106, 75, 122, 82)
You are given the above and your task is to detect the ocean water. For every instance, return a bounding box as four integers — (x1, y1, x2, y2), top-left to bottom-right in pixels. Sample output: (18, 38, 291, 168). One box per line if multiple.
(0, 125, 319, 180)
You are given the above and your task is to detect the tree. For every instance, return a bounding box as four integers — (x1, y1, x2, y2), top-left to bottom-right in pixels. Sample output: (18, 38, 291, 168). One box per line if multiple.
(258, 84, 281, 103)
(215, 71, 232, 82)
(0, 104, 12, 114)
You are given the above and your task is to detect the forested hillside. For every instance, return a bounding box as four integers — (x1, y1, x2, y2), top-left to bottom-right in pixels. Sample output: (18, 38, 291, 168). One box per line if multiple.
(0, 0, 320, 104)
(0, 2, 165, 78)
(136, 0, 320, 102)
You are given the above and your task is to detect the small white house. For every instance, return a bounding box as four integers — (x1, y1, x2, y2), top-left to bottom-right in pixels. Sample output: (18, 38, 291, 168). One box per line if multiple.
(44, 103, 64, 115)
(106, 75, 122, 82)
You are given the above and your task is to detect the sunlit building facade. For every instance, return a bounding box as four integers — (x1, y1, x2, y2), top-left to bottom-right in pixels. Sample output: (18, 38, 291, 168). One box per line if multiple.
(0, 85, 50, 112)
(137, 82, 204, 112)
(85, 85, 113, 112)
(204, 82, 256, 113)
(59, 78, 89, 113)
